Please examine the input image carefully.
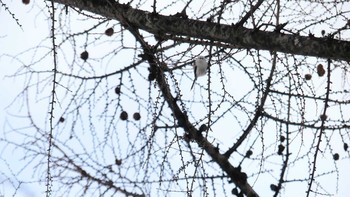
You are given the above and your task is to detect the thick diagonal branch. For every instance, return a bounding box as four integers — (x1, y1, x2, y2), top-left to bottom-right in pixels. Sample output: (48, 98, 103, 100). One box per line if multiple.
(53, 0, 350, 62)
(119, 13, 259, 197)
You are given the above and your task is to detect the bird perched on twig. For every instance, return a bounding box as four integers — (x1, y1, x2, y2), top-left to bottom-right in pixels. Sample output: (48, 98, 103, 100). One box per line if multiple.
(191, 56, 208, 90)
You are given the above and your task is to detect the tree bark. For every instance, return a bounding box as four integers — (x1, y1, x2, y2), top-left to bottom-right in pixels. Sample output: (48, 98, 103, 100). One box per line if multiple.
(53, 0, 350, 62)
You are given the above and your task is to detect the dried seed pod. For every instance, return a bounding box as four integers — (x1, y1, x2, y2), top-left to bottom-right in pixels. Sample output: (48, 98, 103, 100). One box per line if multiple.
(80, 169, 87, 176)
(245, 150, 253, 158)
(270, 184, 278, 191)
(133, 112, 141, 121)
(80, 51, 89, 61)
(320, 114, 327, 121)
(304, 74, 312, 80)
(321, 30, 325, 36)
(333, 153, 339, 161)
(231, 188, 239, 195)
(120, 111, 128, 121)
(280, 135, 286, 142)
(115, 159, 122, 166)
(114, 86, 121, 95)
(59, 117, 65, 123)
(317, 64, 325, 77)
(277, 144, 285, 155)
(344, 143, 348, 151)
(105, 28, 114, 36)
(199, 124, 208, 133)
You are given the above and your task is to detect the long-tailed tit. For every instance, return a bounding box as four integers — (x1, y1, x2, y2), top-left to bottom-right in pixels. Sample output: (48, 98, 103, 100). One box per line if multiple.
(190, 56, 208, 90)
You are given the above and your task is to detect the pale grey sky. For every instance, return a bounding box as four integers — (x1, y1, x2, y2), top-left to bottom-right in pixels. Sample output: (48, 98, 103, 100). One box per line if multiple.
(1, 1, 350, 197)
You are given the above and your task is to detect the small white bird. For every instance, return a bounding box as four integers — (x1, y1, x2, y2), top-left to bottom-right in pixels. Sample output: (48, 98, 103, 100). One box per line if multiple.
(191, 56, 208, 90)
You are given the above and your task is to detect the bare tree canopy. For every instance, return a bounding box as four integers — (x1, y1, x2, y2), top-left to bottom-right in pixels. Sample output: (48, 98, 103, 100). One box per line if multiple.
(1, 0, 350, 197)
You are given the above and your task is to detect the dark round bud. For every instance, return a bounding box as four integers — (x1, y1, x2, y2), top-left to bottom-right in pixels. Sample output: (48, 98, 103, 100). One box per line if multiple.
(114, 86, 121, 94)
(245, 150, 253, 158)
(105, 28, 114, 36)
(231, 188, 239, 195)
(148, 66, 157, 81)
(115, 159, 122, 166)
(344, 143, 348, 151)
(199, 124, 208, 133)
(280, 135, 286, 142)
(133, 112, 141, 121)
(22, 0, 30, 4)
(80, 51, 89, 61)
(80, 170, 87, 176)
(59, 117, 65, 123)
(270, 184, 278, 191)
(304, 74, 312, 80)
(317, 64, 325, 77)
(320, 114, 327, 121)
(120, 111, 128, 121)
(277, 144, 285, 155)
(333, 153, 339, 161)
(148, 73, 156, 81)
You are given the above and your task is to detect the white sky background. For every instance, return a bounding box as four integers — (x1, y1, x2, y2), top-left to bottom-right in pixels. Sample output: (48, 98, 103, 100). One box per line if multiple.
(0, 2, 49, 196)
(1, 0, 350, 197)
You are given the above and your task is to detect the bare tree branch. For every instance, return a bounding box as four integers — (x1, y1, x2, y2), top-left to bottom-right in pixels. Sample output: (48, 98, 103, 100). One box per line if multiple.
(53, 0, 350, 62)
(120, 16, 259, 196)
(235, 0, 265, 27)
(3, 1, 350, 196)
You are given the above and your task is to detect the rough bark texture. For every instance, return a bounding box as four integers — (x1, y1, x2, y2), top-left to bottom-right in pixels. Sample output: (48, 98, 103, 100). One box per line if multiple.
(53, 0, 350, 62)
